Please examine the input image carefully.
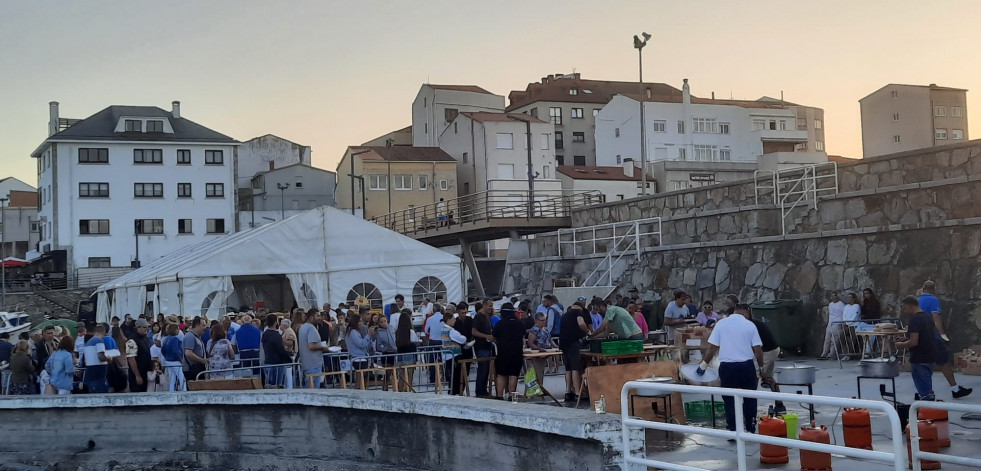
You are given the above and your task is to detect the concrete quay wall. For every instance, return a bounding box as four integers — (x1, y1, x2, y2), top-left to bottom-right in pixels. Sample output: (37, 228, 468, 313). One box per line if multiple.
(0, 390, 642, 471)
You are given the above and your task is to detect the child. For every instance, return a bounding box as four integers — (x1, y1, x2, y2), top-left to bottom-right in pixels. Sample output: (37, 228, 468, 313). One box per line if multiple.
(146, 360, 168, 392)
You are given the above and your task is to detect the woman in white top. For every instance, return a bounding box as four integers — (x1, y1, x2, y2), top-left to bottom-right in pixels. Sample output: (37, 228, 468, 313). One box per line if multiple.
(843, 293, 862, 323)
(819, 292, 846, 359)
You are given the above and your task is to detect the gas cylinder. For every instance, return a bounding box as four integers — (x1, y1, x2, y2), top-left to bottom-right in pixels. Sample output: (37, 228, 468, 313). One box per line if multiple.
(842, 407, 873, 450)
(918, 404, 950, 447)
(800, 421, 832, 471)
(906, 420, 941, 470)
(759, 416, 789, 464)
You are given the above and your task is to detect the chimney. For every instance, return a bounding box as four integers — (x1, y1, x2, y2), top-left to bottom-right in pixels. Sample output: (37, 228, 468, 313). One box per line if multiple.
(682, 79, 691, 106)
(711, 91, 715, 100)
(171, 101, 181, 119)
(268, 161, 275, 171)
(622, 160, 634, 177)
(48, 101, 59, 137)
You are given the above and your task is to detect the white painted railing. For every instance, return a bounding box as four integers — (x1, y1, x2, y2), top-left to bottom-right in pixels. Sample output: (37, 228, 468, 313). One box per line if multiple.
(619, 381, 906, 471)
(575, 218, 661, 288)
(909, 400, 981, 471)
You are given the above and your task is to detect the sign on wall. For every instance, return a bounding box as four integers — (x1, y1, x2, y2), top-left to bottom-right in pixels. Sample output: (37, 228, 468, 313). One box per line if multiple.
(689, 173, 716, 182)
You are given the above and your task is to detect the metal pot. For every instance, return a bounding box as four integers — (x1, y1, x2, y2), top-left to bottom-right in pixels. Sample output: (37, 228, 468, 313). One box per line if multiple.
(860, 358, 899, 378)
(776, 364, 817, 385)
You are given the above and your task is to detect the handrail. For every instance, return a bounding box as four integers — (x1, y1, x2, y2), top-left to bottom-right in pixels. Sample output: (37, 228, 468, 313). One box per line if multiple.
(776, 162, 839, 235)
(558, 217, 660, 258)
(620, 381, 906, 471)
(580, 218, 661, 287)
(909, 400, 981, 471)
(753, 169, 777, 204)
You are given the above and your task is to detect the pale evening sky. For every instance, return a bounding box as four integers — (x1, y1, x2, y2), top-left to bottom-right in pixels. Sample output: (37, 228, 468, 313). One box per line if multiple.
(2, 0, 979, 186)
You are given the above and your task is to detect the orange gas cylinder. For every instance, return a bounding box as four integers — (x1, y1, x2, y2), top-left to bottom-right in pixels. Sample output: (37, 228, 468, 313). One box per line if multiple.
(906, 420, 941, 470)
(799, 422, 832, 471)
(759, 416, 789, 464)
(918, 404, 950, 447)
(842, 407, 873, 450)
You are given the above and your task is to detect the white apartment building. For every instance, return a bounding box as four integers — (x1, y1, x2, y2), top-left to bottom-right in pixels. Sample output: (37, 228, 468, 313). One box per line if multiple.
(236, 134, 312, 188)
(412, 85, 505, 147)
(595, 80, 810, 189)
(556, 164, 646, 202)
(438, 112, 562, 197)
(30, 101, 238, 272)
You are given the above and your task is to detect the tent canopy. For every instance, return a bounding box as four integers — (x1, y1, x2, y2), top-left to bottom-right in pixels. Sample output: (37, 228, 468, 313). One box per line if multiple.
(96, 206, 463, 320)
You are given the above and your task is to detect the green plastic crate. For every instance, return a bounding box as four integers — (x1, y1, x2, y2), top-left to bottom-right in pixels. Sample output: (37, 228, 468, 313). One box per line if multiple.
(684, 400, 725, 421)
(601, 340, 643, 355)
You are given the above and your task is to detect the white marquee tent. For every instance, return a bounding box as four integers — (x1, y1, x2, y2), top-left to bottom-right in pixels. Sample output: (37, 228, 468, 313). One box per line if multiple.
(94, 206, 463, 322)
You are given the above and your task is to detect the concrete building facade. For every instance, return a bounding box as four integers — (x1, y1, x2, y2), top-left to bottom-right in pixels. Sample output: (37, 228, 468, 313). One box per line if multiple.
(758, 97, 826, 153)
(362, 125, 412, 148)
(239, 164, 336, 229)
(235, 134, 312, 189)
(860, 83, 969, 158)
(0, 190, 40, 260)
(507, 73, 683, 167)
(556, 164, 646, 202)
(30, 101, 238, 271)
(411, 85, 505, 147)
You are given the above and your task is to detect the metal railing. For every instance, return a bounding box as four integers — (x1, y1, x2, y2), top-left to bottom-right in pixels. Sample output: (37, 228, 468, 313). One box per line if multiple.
(371, 189, 605, 236)
(909, 400, 981, 471)
(310, 347, 456, 394)
(31, 280, 86, 316)
(753, 169, 777, 205)
(196, 361, 302, 388)
(558, 217, 661, 258)
(580, 218, 661, 288)
(620, 381, 906, 471)
(752, 163, 839, 235)
(828, 318, 905, 366)
(72, 267, 134, 289)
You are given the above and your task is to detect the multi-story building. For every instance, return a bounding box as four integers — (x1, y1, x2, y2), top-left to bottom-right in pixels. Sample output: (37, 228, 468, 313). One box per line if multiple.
(30, 101, 238, 271)
(335, 146, 457, 220)
(595, 79, 814, 188)
(238, 164, 336, 230)
(438, 112, 562, 197)
(412, 85, 505, 147)
(363, 125, 412, 147)
(0, 188, 40, 260)
(860, 83, 969, 158)
(235, 134, 312, 189)
(506, 73, 683, 167)
(556, 164, 645, 202)
(757, 97, 826, 153)
(0, 177, 35, 199)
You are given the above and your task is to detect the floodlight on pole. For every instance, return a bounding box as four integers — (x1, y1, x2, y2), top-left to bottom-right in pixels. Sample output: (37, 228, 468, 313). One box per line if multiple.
(277, 183, 290, 219)
(634, 32, 651, 196)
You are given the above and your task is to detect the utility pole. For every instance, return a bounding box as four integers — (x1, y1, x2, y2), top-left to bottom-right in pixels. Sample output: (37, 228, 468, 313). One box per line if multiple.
(277, 182, 290, 219)
(347, 149, 372, 217)
(0, 197, 7, 308)
(634, 32, 652, 196)
(524, 118, 536, 217)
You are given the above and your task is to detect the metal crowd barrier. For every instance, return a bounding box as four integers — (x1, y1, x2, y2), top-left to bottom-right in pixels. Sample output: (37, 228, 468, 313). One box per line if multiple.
(306, 347, 456, 394)
(196, 362, 302, 389)
(829, 317, 905, 365)
(909, 400, 981, 471)
(619, 381, 906, 471)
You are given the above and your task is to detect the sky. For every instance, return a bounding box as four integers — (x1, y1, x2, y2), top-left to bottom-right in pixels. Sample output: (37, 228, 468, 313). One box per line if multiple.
(2, 0, 980, 186)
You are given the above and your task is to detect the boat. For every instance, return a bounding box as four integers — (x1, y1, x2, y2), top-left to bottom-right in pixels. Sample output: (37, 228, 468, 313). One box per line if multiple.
(0, 312, 32, 338)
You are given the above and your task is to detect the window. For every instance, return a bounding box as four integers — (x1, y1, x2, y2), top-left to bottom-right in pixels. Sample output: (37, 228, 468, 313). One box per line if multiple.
(543, 165, 550, 179)
(206, 218, 225, 234)
(496, 133, 514, 149)
(133, 183, 163, 198)
(177, 149, 191, 164)
(205, 150, 224, 165)
(178, 219, 192, 234)
(719, 122, 730, 135)
(205, 183, 224, 197)
(796, 143, 808, 151)
(894, 135, 901, 144)
(295, 180, 303, 188)
(88, 257, 111, 268)
(556, 155, 565, 166)
(936, 128, 948, 140)
(444, 108, 458, 123)
(814, 119, 823, 130)
(497, 164, 514, 179)
(769, 120, 777, 130)
(418, 175, 428, 190)
(394, 174, 412, 190)
(78, 148, 109, 163)
(439, 179, 449, 191)
(573, 155, 586, 166)
(673, 181, 690, 191)
(615, 128, 620, 137)
(890, 90, 898, 99)
(569, 88, 578, 96)
(719, 149, 731, 161)
(693, 145, 716, 161)
(463, 182, 469, 193)
(412, 276, 447, 307)
(549, 107, 562, 125)
(815, 141, 825, 151)
(177, 183, 192, 197)
(530, 108, 538, 118)
(893, 113, 900, 121)
(952, 129, 964, 140)
(616, 194, 625, 200)
(79, 219, 110, 235)
(935, 106, 946, 117)
(135, 219, 164, 235)
(146, 120, 163, 132)
(952, 106, 964, 118)
(779, 120, 787, 130)
(592, 109, 600, 117)
(678, 148, 687, 160)
(125, 120, 141, 132)
(454, 122, 458, 133)
(555, 131, 564, 150)
(753, 119, 766, 131)
(540, 133, 550, 150)
(652, 120, 666, 132)
(797, 118, 807, 129)
(572, 132, 585, 143)
(616, 155, 622, 164)
(424, 123, 428, 133)
(462, 152, 468, 163)
(677, 120, 685, 134)
(692, 118, 717, 133)
(133, 149, 163, 164)
(78, 182, 109, 198)
(407, 205, 416, 221)
(571, 108, 584, 119)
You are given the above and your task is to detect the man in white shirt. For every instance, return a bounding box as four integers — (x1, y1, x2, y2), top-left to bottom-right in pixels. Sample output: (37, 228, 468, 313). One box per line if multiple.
(819, 293, 846, 359)
(419, 297, 434, 318)
(663, 290, 690, 343)
(700, 303, 767, 434)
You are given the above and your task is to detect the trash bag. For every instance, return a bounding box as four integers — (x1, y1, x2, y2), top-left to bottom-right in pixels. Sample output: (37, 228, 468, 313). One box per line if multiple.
(524, 368, 543, 397)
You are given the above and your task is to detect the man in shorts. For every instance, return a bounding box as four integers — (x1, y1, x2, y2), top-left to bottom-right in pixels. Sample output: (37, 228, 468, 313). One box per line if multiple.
(919, 281, 973, 399)
(559, 302, 591, 402)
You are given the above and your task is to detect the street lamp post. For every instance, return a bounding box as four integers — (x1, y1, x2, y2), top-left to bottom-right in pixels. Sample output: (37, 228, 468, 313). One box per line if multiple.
(276, 183, 290, 219)
(634, 32, 652, 196)
(0, 196, 7, 308)
(348, 149, 372, 217)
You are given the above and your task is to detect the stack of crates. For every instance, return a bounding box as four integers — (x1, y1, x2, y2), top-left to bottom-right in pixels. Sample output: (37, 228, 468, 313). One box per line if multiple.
(684, 400, 726, 425)
(600, 340, 644, 355)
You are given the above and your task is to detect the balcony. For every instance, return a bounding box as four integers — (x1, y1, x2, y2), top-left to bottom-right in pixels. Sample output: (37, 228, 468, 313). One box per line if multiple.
(758, 128, 808, 142)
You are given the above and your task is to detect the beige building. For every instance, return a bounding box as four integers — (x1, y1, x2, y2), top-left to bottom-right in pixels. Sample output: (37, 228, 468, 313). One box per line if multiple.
(860, 83, 969, 158)
(362, 125, 412, 147)
(335, 146, 457, 221)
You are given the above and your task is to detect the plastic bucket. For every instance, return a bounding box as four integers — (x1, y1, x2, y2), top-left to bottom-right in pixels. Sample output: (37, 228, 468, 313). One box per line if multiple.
(783, 413, 799, 439)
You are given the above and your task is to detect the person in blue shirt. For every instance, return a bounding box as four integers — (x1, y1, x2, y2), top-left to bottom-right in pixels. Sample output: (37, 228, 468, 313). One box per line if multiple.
(46, 336, 77, 395)
(235, 315, 263, 375)
(919, 281, 972, 399)
(0, 332, 13, 364)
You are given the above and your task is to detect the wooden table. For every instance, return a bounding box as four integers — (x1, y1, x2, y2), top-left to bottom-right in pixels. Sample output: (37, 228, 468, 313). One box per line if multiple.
(583, 345, 679, 366)
(855, 329, 905, 361)
(521, 350, 564, 406)
(456, 356, 496, 397)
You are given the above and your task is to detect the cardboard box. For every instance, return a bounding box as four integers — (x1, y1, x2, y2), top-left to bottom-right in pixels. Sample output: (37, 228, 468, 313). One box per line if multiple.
(955, 348, 981, 375)
(187, 377, 264, 391)
(674, 326, 711, 350)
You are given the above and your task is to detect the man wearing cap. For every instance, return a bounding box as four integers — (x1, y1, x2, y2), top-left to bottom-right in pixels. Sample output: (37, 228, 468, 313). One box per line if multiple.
(699, 303, 768, 434)
(126, 319, 153, 392)
(918, 281, 973, 399)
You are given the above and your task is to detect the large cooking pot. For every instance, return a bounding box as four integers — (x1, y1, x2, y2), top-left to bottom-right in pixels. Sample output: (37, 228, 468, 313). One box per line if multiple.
(775, 364, 817, 385)
(860, 358, 900, 378)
